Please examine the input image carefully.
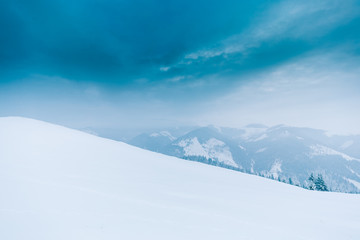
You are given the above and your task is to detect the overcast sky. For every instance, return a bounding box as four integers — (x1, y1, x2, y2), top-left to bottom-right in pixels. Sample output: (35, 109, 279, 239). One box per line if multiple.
(1, 0, 360, 134)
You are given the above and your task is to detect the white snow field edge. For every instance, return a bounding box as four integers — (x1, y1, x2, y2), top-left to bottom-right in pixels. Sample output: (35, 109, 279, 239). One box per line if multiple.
(0, 117, 359, 240)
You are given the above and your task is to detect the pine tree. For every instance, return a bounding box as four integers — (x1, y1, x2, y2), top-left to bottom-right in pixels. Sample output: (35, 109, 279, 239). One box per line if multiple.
(307, 173, 329, 191)
(315, 174, 329, 191)
(308, 173, 315, 190)
(308, 173, 315, 182)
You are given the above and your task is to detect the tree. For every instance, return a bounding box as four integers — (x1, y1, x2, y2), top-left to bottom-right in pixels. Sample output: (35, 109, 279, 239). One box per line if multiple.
(288, 178, 293, 185)
(314, 174, 329, 191)
(308, 173, 315, 190)
(307, 173, 329, 191)
(308, 173, 315, 182)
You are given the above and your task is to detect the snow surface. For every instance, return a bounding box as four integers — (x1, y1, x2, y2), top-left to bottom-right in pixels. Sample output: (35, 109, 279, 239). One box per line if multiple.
(340, 140, 354, 150)
(249, 133, 268, 142)
(177, 137, 209, 157)
(150, 131, 176, 141)
(241, 125, 268, 139)
(309, 144, 360, 162)
(1, 117, 360, 240)
(256, 147, 267, 153)
(269, 159, 282, 179)
(176, 137, 237, 167)
(344, 178, 360, 191)
(238, 144, 246, 150)
(347, 166, 360, 178)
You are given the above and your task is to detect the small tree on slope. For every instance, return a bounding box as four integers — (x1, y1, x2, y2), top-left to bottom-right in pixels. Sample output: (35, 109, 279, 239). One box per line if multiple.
(314, 174, 329, 191)
(308, 173, 329, 191)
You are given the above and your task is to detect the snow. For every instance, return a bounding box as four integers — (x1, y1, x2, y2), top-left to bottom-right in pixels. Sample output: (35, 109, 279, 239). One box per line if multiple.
(269, 159, 282, 179)
(203, 138, 237, 167)
(340, 140, 354, 150)
(249, 133, 268, 142)
(150, 131, 175, 140)
(161, 131, 176, 140)
(256, 147, 267, 153)
(344, 178, 360, 191)
(241, 126, 267, 140)
(177, 137, 209, 157)
(176, 137, 238, 167)
(238, 144, 246, 150)
(211, 125, 222, 133)
(309, 144, 360, 162)
(1, 117, 360, 240)
(347, 166, 360, 178)
(203, 137, 225, 148)
(250, 159, 255, 173)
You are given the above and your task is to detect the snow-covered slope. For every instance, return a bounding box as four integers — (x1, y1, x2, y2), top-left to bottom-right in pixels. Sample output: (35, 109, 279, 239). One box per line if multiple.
(1, 117, 360, 240)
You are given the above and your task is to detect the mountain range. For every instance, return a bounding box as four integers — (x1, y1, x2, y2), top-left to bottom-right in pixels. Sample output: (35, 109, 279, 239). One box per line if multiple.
(128, 124, 360, 193)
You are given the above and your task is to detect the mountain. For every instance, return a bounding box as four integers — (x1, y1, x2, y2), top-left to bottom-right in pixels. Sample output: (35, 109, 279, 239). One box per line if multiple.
(1, 117, 360, 239)
(165, 126, 248, 169)
(129, 125, 360, 193)
(128, 131, 175, 153)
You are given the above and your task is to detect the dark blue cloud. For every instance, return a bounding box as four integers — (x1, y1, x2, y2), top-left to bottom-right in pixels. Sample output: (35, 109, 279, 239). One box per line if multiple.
(1, 0, 360, 124)
(1, 0, 360, 88)
(0, 0, 272, 82)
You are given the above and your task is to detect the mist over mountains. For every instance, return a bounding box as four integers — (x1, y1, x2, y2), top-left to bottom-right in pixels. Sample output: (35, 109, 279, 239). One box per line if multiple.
(125, 124, 360, 193)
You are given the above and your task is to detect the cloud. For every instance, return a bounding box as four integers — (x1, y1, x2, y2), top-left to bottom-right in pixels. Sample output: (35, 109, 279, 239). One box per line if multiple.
(160, 66, 170, 72)
(171, 0, 360, 78)
(167, 76, 185, 83)
(2, 0, 359, 88)
(197, 50, 360, 134)
(0, 0, 267, 82)
(1, 0, 360, 132)
(84, 86, 101, 97)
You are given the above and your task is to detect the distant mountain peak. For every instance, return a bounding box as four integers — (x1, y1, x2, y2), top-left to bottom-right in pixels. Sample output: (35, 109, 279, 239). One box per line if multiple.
(244, 123, 269, 129)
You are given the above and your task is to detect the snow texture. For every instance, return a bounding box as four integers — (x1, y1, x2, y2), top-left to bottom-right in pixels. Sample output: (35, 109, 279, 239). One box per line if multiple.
(344, 178, 360, 190)
(249, 133, 268, 142)
(1, 117, 360, 240)
(309, 144, 360, 162)
(150, 131, 176, 141)
(256, 147, 267, 153)
(340, 140, 354, 150)
(176, 137, 238, 167)
(269, 159, 282, 179)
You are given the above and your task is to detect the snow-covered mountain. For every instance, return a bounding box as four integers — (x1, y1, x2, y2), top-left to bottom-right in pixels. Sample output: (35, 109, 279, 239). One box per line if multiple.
(164, 127, 247, 169)
(1, 117, 360, 239)
(129, 125, 360, 193)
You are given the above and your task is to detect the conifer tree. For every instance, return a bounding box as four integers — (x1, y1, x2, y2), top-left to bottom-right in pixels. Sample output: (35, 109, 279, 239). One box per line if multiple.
(308, 173, 315, 190)
(315, 174, 329, 191)
(288, 178, 293, 185)
(307, 173, 329, 191)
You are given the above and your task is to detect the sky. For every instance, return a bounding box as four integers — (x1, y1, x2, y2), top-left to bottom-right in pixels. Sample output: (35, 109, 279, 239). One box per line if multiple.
(1, 0, 360, 134)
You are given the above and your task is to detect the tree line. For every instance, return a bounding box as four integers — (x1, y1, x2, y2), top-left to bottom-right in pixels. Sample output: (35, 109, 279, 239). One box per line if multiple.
(182, 156, 329, 191)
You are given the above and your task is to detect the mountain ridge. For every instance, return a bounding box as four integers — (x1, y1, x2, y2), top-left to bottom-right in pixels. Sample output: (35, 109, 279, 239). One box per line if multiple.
(129, 124, 360, 193)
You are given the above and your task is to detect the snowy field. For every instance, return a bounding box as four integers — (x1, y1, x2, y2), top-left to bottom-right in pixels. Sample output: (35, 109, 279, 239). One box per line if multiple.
(1, 117, 359, 240)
